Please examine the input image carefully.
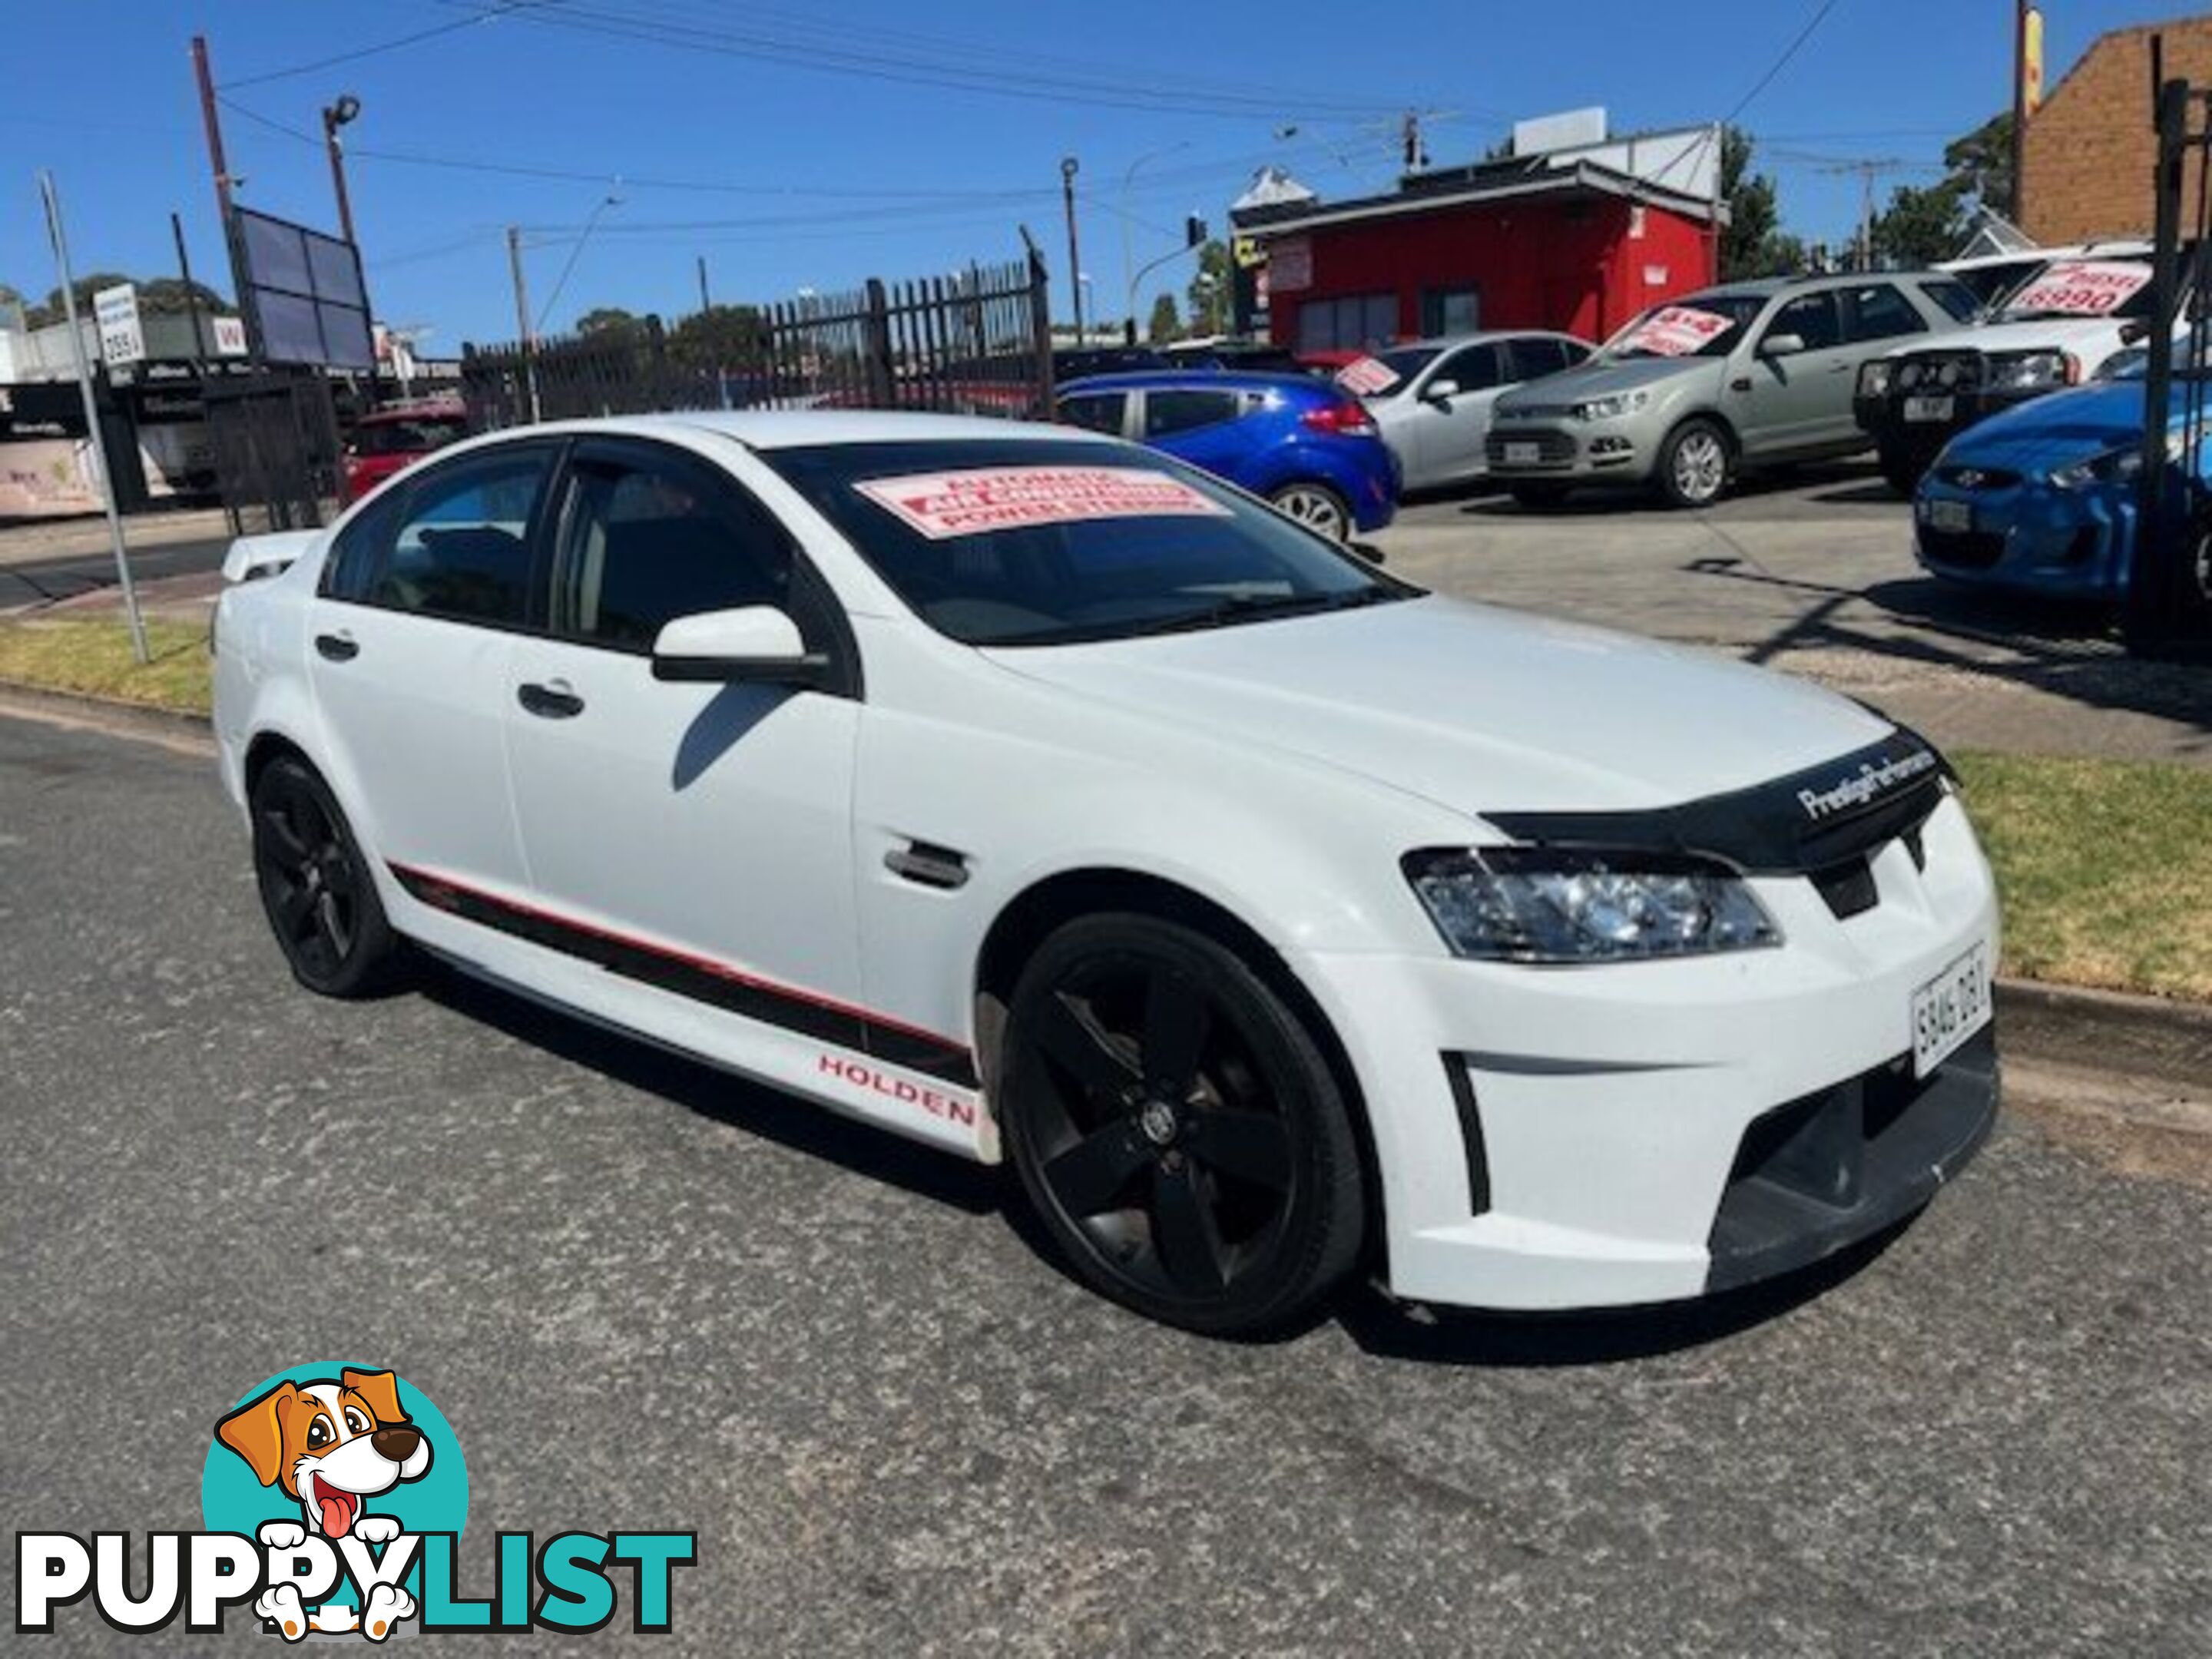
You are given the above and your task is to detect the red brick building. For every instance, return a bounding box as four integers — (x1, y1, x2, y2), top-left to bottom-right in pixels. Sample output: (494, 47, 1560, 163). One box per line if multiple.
(2020, 12, 2212, 245)
(1236, 145, 1725, 354)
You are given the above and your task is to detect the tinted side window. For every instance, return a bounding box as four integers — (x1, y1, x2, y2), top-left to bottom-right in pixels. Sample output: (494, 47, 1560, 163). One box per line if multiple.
(553, 449, 798, 651)
(321, 489, 405, 602)
(1844, 283, 1927, 343)
(1439, 344, 1502, 390)
(1763, 292, 1841, 352)
(1144, 389, 1243, 438)
(1507, 337, 1570, 381)
(368, 449, 551, 625)
(1058, 392, 1127, 435)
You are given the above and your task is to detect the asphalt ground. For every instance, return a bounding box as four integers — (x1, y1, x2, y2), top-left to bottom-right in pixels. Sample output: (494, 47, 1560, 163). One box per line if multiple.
(0, 535, 228, 609)
(3, 712, 2209, 1656)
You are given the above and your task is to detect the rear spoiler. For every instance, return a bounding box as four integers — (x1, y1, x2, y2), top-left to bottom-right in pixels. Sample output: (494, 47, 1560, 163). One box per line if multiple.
(220, 529, 322, 585)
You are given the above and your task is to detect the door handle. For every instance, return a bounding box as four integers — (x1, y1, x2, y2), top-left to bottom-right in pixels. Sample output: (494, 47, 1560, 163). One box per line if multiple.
(517, 679, 584, 720)
(314, 631, 359, 662)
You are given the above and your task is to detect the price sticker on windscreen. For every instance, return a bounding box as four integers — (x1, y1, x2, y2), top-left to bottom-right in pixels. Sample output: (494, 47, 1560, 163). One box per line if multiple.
(856, 466, 1232, 539)
(1620, 305, 1734, 357)
(2007, 260, 2152, 316)
(1335, 356, 1401, 396)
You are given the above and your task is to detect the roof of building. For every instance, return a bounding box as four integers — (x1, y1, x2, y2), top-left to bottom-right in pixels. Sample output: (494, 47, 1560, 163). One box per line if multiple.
(1232, 152, 1727, 240)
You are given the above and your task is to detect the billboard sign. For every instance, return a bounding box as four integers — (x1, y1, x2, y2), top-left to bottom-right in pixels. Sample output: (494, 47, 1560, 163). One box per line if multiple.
(212, 315, 248, 356)
(233, 207, 375, 369)
(94, 283, 144, 368)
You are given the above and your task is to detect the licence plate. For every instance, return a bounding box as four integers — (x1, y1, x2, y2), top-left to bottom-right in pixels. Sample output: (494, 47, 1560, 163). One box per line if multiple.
(1928, 498, 1972, 533)
(1503, 442, 1541, 465)
(1905, 395, 1955, 422)
(1911, 941, 1992, 1078)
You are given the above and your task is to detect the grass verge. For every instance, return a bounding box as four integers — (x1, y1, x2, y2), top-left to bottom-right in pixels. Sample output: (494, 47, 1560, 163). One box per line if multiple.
(1956, 751, 2212, 1002)
(0, 614, 212, 717)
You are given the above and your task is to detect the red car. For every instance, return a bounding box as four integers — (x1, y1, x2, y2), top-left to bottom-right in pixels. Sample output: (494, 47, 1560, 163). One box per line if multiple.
(341, 401, 469, 505)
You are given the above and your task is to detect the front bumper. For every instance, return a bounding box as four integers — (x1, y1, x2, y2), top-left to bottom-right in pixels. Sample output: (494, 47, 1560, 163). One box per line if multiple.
(1856, 385, 2054, 465)
(1485, 424, 1647, 484)
(1913, 474, 2134, 598)
(1288, 792, 2000, 1311)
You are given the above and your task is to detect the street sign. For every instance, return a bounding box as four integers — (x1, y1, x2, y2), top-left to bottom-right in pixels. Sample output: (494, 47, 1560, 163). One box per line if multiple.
(94, 283, 144, 368)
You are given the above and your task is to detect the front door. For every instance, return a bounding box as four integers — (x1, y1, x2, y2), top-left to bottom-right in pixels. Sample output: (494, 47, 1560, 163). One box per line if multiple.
(500, 435, 868, 1040)
(1735, 290, 1850, 457)
(1406, 341, 1506, 485)
(306, 440, 558, 900)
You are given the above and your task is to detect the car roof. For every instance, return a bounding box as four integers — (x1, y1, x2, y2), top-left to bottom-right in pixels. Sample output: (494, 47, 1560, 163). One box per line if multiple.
(521, 409, 1101, 452)
(1385, 330, 1581, 349)
(1058, 369, 1327, 394)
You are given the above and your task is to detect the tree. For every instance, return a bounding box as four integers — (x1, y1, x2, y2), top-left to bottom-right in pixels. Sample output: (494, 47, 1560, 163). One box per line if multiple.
(1870, 180, 1972, 268)
(1185, 239, 1231, 336)
(668, 303, 767, 370)
(1945, 111, 2015, 220)
(1146, 293, 1182, 344)
(1717, 127, 1807, 280)
(575, 306, 643, 338)
(26, 271, 131, 327)
(137, 277, 228, 317)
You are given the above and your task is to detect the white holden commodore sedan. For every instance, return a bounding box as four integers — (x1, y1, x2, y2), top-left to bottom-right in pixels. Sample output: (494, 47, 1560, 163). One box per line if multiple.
(213, 411, 1998, 1336)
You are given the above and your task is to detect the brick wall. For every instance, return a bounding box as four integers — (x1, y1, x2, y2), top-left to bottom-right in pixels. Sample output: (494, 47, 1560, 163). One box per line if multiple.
(2022, 14, 2212, 245)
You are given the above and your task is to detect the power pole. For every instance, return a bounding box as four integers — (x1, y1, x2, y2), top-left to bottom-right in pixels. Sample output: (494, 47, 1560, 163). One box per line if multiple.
(40, 171, 147, 665)
(2012, 0, 2031, 221)
(190, 36, 233, 230)
(172, 211, 208, 370)
(1060, 156, 1084, 339)
(696, 254, 711, 313)
(506, 225, 541, 422)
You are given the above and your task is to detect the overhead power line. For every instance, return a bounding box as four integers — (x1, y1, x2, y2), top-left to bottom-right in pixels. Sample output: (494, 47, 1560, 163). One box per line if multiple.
(218, 4, 540, 91)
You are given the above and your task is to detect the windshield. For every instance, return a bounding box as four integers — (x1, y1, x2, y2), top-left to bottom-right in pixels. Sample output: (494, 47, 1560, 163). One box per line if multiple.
(765, 438, 1412, 647)
(1355, 346, 1443, 395)
(352, 416, 467, 457)
(1601, 294, 1767, 361)
(1998, 259, 2154, 323)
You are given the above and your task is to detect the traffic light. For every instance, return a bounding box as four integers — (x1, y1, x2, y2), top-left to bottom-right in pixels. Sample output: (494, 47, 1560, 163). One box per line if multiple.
(1185, 214, 1208, 248)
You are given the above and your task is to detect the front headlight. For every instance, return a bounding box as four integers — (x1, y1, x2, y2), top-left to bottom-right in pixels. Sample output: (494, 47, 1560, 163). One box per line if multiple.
(1404, 847, 1781, 964)
(1987, 349, 2080, 392)
(1859, 360, 1894, 398)
(1572, 389, 1651, 422)
(2050, 443, 2151, 490)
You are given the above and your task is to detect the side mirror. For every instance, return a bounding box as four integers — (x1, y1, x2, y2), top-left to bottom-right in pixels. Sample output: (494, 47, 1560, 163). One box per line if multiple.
(1759, 333, 1807, 359)
(2119, 319, 2150, 346)
(650, 605, 828, 687)
(1422, 378, 1460, 403)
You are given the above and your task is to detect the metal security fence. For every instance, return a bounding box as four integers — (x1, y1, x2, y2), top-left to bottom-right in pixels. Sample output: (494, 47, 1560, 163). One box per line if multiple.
(202, 368, 343, 533)
(461, 250, 1053, 431)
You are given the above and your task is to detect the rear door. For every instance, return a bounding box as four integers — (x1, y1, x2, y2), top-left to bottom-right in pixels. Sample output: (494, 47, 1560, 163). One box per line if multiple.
(500, 435, 869, 1032)
(1056, 389, 1131, 439)
(1137, 386, 1255, 486)
(1737, 290, 1848, 456)
(307, 439, 557, 900)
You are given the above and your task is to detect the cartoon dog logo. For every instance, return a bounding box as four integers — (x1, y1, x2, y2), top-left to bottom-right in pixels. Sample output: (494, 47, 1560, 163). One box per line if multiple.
(216, 1368, 429, 1639)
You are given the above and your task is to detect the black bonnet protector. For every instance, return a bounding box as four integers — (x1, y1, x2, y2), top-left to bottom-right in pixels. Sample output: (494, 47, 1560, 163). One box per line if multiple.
(1482, 730, 1951, 876)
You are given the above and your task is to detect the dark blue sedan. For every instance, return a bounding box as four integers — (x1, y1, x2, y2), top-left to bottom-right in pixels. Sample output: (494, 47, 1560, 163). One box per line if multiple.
(1056, 369, 1399, 541)
(1914, 349, 2200, 601)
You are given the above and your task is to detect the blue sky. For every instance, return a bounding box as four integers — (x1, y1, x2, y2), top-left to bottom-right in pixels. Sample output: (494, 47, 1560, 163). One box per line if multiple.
(0, 1, 2175, 348)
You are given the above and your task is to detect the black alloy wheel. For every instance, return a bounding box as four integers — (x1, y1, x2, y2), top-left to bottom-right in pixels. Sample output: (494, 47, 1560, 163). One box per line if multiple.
(250, 756, 402, 998)
(1000, 915, 1365, 1336)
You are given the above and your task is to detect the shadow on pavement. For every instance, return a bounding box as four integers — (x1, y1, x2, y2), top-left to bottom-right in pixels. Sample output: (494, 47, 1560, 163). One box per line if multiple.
(419, 962, 1005, 1217)
(1334, 1220, 1910, 1366)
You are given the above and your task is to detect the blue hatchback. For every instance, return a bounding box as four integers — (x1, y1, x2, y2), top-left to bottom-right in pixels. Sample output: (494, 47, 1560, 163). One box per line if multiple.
(1914, 352, 2199, 601)
(1056, 370, 1399, 541)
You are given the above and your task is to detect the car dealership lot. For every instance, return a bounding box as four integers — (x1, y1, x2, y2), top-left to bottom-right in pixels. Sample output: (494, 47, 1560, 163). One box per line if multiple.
(1376, 463, 2212, 767)
(3, 715, 2208, 1655)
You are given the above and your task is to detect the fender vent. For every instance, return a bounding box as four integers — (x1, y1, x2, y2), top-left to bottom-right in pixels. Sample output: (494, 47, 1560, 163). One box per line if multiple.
(1811, 857, 1879, 920)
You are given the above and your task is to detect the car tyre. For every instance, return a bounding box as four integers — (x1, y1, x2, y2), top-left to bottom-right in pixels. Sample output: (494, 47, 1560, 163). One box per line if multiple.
(999, 913, 1366, 1338)
(250, 754, 406, 998)
(1510, 482, 1572, 511)
(1657, 418, 1733, 509)
(1877, 442, 1925, 496)
(1268, 482, 1352, 541)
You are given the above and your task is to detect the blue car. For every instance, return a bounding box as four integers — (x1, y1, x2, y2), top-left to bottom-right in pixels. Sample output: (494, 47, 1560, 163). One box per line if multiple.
(1056, 369, 1398, 541)
(1913, 349, 2197, 600)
